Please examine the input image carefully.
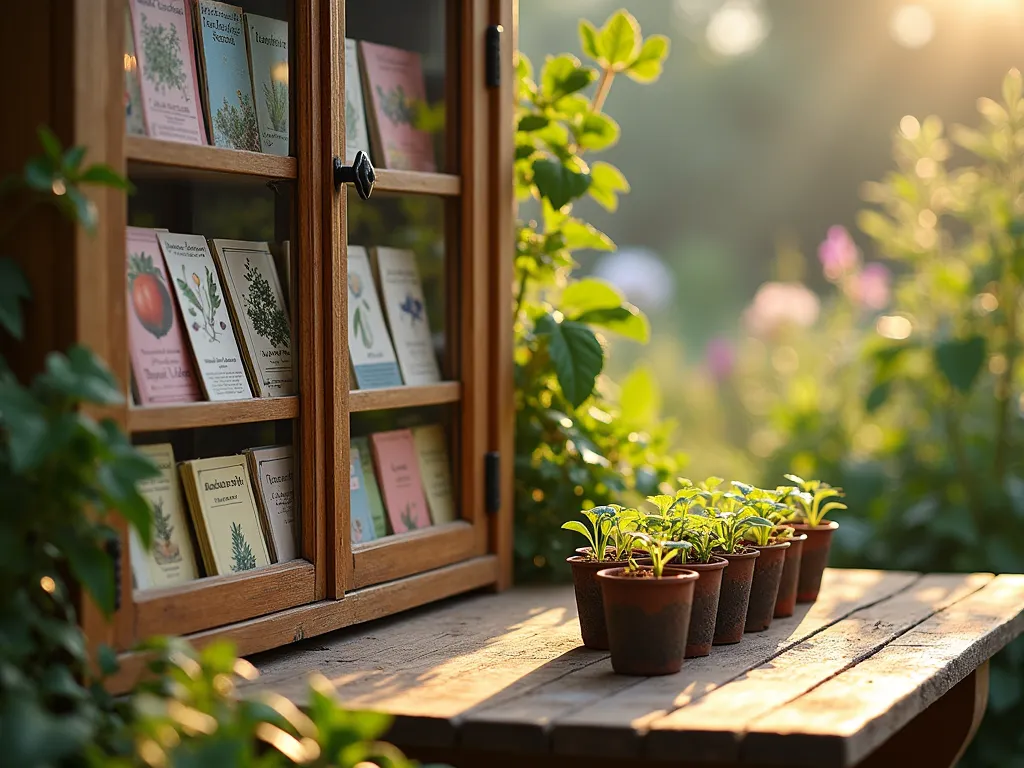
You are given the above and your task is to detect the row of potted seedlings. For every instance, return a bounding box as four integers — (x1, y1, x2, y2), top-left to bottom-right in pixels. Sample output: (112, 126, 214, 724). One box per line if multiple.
(564, 475, 845, 676)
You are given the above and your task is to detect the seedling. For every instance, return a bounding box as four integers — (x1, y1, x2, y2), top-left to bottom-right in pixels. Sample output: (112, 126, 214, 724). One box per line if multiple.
(783, 474, 848, 526)
(712, 506, 773, 553)
(562, 505, 616, 561)
(608, 505, 642, 559)
(626, 531, 691, 578)
(727, 483, 789, 547)
(681, 512, 722, 563)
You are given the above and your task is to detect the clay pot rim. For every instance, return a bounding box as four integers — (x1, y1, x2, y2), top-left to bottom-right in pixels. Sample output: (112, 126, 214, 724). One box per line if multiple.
(751, 540, 791, 551)
(717, 548, 760, 560)
(567, 555, 629, 568)
(788, 520, 840, 532)
(784, 532, 809, 543)
(596, 566, 699, 583)
(674, 556, 728, 572)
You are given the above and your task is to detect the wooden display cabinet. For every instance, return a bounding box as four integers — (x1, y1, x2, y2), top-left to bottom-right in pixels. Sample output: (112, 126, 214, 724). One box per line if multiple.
(5, 0, 515, 687)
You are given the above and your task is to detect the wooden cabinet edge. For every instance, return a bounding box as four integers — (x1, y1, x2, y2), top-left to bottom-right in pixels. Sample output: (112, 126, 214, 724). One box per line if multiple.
(107, 555, 500, 693)
(128, 397, 299, 432)
(351, 521, 479, 589)
(125, 136, 298, 180)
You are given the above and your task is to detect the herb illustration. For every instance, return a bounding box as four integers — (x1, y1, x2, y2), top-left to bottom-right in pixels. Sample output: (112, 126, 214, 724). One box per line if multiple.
(229, 521, 257, 572)
(349, 272, 374, 348)
(400, 504, 420, 531)
(176, 265, 223, 342)
(399, 293, 425, 326)
(213, 90, 261, 152)
(352, 518, 364, 544)
(128, 253, 173, 338)
(264, 74, 289, 133)
(151, 498, 182, 566)
(376, 84, 416, 126)
(243, 258, 290, 348)
(346, 93, 359, 134)
(140, 14, 187, 98)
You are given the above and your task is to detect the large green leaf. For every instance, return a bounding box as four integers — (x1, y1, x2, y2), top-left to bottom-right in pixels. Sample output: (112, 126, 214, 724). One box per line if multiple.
(588, 161, 630, 211)
(561, 219, 614, 251)
(0, 258, 31, 340)
(0, 379, 49, 472)
(620, 365, 661, 428)
(39, 344, 123, 405)
(574, 305, 650, 343)
(540, 55, 596, 105)
(536, 314, 604, 408)
(532, 159, 591, 211)
(57, 533, 115, 615)
(627, 35, 670, 83)
(561, 277, 622, 315)
(599, 11, 641, 69)
(934, 336, 986, 393)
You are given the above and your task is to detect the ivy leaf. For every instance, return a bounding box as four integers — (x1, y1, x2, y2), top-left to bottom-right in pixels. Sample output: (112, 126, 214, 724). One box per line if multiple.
(561, 219, 614, 251)
(536, 314, 604, 408)
(39, 345, 123, 406)
(532, 159, 591, 211)
(0, 379, 49, 471)
(540, 55, 596, 105)
(866, 381, 891, 413)
(58, 534, 115, 616)
(575, 113, 620, 151)
(517, 114, 549, 132)
(574, 305, 650, 343)
(562, 277, 623, 314)
(79, 163, 132, 190)
(934, 336, 986, 393)
(627, 35, 670, 83)
(0, 258, 31, 340)
(579, 19, 601, 60)
(588, 161, 630, 211)
(599, 11, 641, 69)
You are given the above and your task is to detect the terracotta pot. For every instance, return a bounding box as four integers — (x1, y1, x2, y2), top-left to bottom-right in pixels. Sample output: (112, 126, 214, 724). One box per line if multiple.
(665, 557, 728, 657)
(744, 541, 791, 632)
(567, 555, 628, 649)
(597, 566, 699, 676)
(774, 533, 808, 618)
(712, 549, 759, 646)
(790, 521, 839, 603)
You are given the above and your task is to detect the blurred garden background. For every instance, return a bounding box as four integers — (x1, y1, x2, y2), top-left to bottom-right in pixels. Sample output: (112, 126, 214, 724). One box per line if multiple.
(517, 0, 1024, 764)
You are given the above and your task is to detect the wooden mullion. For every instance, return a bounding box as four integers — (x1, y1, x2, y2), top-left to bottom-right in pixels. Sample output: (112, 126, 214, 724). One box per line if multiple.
(457, 0, 491, 556)
(295, 0, 327, 601)
(324, 0, 351, 598)
(488, 0, 515, 588)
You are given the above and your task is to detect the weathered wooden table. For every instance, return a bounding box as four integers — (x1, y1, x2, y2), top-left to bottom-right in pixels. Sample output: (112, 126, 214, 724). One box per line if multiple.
(249, 569, 1024, 767)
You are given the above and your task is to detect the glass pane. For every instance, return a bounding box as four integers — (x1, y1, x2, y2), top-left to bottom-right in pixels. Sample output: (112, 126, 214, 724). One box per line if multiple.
(125, 176, 301, 593)
(345, 0, 453, 172)
(350, 405, 458, 545)
(346, 192, 452, 385)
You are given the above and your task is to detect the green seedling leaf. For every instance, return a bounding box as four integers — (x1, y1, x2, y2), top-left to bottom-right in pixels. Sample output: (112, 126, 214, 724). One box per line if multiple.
(935, 335, 986, 393)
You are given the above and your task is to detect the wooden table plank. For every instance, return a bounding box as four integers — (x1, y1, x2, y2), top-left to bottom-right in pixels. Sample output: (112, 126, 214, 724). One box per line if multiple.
(461, 569, 918, 759)
(743, 574, 1024, 767)
(644, 573, 992, 763)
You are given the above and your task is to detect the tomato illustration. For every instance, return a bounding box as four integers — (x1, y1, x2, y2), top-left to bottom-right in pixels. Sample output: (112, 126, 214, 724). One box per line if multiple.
(128, 253, 173, 338)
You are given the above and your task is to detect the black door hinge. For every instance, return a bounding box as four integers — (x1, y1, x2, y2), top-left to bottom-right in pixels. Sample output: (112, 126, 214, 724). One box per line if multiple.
(106, 538, 122, 612)
(486, 25, 502, 89)
(485, 451, 501, 514)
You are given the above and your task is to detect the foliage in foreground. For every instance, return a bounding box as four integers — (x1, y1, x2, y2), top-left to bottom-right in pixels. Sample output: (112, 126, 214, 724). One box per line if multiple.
(513, 10, 687, 581)
(0, 129, 435, 768)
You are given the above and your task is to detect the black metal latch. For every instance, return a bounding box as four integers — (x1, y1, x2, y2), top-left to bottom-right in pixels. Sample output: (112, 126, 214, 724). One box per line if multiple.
(485, 451, 501, 514)
(486, 25, 502, 89)
(334, 150, 375, 200)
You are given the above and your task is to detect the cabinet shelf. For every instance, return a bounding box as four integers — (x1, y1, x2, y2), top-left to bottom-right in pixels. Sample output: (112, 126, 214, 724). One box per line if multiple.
(125, 136, 298, 181)
(128, 397, 299, 433)
(374, 169, 461, 197)
(348, 382, 461, 412)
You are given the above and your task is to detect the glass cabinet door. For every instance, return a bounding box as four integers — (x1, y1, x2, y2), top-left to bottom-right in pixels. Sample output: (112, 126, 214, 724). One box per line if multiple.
(333, 0, 495, 593)
(113, 0, 324, 649)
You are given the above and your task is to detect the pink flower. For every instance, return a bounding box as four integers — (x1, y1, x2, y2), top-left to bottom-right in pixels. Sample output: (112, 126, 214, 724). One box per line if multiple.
(705, 337, 736, 381)
(743, 282, 821, 339)
(852, 263, 891, 310)
(818, 226, 860, 281)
